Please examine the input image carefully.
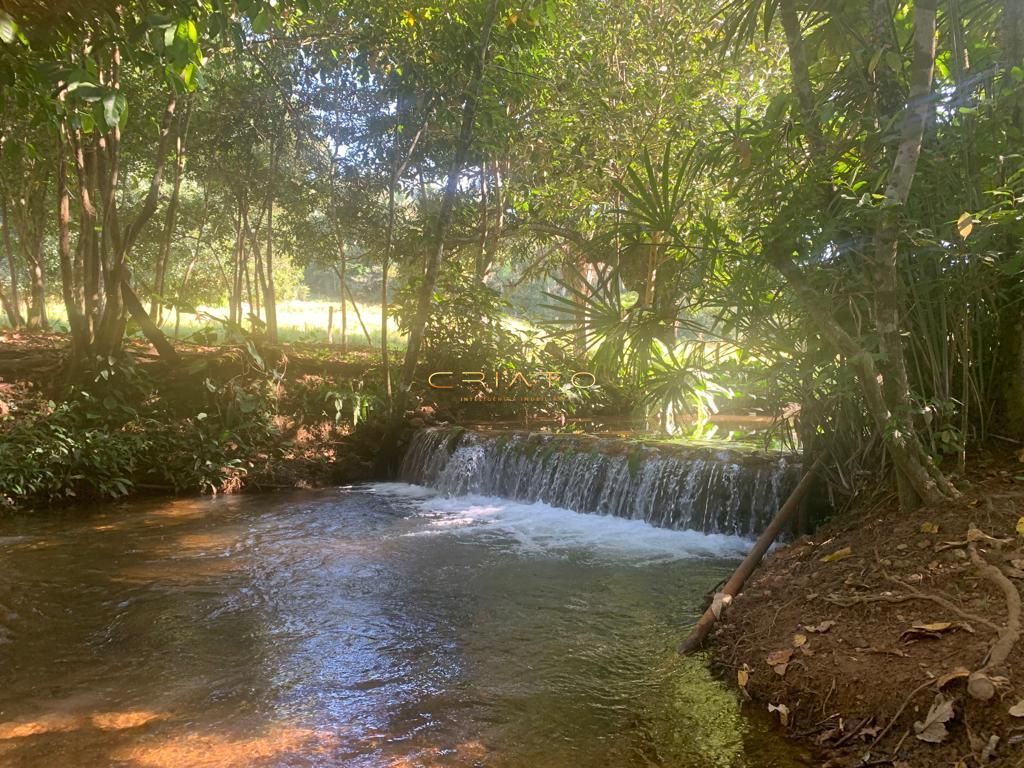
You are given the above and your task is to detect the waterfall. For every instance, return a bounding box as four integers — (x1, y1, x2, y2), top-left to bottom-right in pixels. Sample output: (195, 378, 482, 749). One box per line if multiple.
(399, 428, 803, 537)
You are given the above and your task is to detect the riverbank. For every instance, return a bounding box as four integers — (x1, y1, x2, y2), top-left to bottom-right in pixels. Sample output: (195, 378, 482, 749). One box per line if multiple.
(711, 451, 1024, 767)
(0, 330, 408, 510)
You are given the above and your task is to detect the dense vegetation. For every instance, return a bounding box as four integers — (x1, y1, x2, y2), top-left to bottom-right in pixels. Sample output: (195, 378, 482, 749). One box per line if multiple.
(1, 0, 1023, 512)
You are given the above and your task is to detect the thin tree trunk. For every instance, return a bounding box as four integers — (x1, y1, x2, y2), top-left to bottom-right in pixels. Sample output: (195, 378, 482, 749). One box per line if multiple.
(381, 155, 396, 402)
(868, 0, 938, 509)
(995, 0, 1024, 438)
(0, 192, 22, 328)
(399, 0, 500, 393)
(779, 0, 823, 154)
(24, 229, 48, 330)
(476, 164, 489, 280)
(230, 201, 245, 326)
(679, 459, 822, 654)
(333, 273, 373, 346)
(263, 139, 279, 343)
(0, 278, 14, 328)
(95, 90, 177, 359)
(772, 0, 953, 510)
(338, 237, 347, 353)
(769, 247, 953, 506)
(151, 102, 190, 325)
(57, 129, 88, 355)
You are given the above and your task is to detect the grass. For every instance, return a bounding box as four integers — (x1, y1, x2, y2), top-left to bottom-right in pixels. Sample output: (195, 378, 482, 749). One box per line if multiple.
(3, 299, 409, 351)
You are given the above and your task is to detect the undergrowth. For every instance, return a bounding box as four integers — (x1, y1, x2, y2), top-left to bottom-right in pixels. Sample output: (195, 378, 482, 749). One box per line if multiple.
(0, 347, 286, 509)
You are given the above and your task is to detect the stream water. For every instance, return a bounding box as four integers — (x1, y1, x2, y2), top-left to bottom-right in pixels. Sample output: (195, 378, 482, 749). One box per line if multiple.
(0, 486, 809, 768)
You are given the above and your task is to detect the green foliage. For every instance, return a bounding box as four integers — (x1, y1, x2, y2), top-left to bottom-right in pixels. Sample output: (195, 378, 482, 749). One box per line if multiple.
(285, 375, 381, 428)
(0, 354, 284, 509)
(392, 261, 522, 371)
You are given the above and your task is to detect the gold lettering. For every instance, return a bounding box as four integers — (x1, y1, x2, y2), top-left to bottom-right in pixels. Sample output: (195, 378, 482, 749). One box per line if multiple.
(462, 371, 486, 387)
(507, 371, 534, 389)
(428, 371, 454, 389)
(570, 371, 597, 388)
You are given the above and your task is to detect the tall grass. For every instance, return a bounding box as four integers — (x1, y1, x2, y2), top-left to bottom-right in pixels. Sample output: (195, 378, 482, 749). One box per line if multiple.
(1, 299, 409, 351)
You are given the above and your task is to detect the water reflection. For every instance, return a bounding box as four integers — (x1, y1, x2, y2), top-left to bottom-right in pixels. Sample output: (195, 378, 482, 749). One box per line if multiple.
(0, 490, 808, 767)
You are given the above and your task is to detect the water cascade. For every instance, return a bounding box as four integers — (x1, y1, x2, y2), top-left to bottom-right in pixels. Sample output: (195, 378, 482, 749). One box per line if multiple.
(399, 428, 803, 537)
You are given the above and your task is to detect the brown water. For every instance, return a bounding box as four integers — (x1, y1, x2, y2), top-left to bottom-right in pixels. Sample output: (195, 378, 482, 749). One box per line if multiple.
(0, 487, 809, 768)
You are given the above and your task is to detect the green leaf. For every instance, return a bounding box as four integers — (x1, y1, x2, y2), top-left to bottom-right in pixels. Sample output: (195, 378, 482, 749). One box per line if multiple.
(183, 19, 198, 45)
(0, 11, 17, 44)
(252, 10, 270, 34)
(884, 51, 903, 72)
(102, 92, 127, 129)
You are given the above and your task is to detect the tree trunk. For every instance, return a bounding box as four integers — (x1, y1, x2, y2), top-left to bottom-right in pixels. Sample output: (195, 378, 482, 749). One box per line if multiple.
(772, 0, 953, 510)
(991, 0, 1024, 439)
(93, 91, 177, 360)
(263, 140, 280, 343)
(381, 148, 397, 403)
(399, 0, 500, 393)
(779, 0, 822, 154)
(0, 192, 22, 328)
(338, 237, 347, 353)
(24, 239, 48, 329)
(57, 129, 88, 356)
(476, 164, 489, 281)
(868, 0, 938, 509)
(230, 202, 245, 327)
(151, 102, 190, 326)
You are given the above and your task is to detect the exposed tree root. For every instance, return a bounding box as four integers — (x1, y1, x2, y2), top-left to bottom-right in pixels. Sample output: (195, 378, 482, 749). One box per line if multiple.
(966, 528, 1022, 701)
(822, 590, 1001, 634)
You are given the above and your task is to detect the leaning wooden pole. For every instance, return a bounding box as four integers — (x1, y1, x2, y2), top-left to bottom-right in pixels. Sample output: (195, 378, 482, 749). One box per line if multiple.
(679, 459, 821, 655)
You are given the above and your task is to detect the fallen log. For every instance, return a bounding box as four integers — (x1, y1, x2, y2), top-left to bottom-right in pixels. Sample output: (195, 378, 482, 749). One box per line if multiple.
(679, 459, 822, 655)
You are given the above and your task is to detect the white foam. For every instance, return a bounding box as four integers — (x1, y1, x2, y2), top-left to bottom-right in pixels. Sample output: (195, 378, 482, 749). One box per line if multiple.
(366, 482, 439, 499)
(369, 484, 751, 563)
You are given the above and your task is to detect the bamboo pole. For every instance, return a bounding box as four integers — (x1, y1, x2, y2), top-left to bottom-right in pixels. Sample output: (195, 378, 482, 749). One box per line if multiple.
(678, 459, 821, 655)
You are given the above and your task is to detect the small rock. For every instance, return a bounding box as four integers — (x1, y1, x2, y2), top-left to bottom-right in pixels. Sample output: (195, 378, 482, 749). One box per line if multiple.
(897, 544, 909, 552)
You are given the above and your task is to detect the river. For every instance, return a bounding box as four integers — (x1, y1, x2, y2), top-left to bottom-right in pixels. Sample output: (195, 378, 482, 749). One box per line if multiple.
(0, 486, 809, 767)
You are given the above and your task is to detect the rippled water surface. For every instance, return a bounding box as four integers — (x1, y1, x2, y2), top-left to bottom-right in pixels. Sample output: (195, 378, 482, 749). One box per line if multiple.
(0, 487, 808, 767)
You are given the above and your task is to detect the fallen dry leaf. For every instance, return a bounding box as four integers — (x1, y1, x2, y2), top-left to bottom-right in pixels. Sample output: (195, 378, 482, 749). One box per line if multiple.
(804, 620, 836, 634)
(935, 667, 971, 689)
(981, 734, 1000, 762)
(710, 591, 733, 619)
(900, 621, 973, 642)
(914, 694, 955, 744)
(768, 702, 790, 726)
(857, 725, 881, 741)
(921, 522, 940, 534)
(820, 547, 853, 563)
(737, 667, 749, 689)
(792, 633, 808, 648)
(766, 648, 793, 676)
(1017, 518, 1024, 537)
(1009, 700, 1024, 718)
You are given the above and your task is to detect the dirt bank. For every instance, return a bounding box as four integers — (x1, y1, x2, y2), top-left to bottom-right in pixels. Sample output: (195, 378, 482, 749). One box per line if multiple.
(712, 452, 1024, 767)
